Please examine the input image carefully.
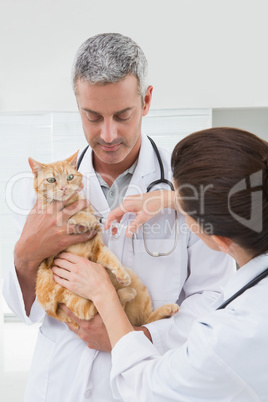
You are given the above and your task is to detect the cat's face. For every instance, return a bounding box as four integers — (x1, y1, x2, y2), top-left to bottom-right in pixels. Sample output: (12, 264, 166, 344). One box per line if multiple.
(29, 152, 83, 203)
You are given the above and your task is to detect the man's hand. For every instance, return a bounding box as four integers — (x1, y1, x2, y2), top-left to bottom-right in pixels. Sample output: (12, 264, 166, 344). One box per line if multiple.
(14, 198, 97, 315)
(15, 198, 96, 271)
(134, 326, 153, 343)
(60, 305, 112, 352)
(60, 305, 153, 351)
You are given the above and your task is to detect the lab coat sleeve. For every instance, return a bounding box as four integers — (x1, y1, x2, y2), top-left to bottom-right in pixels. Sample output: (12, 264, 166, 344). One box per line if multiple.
(2, 177, 45, 324)
(110, 324, 253, 402)
(144, 234, 236, 354)
(3, 265, 45, 324)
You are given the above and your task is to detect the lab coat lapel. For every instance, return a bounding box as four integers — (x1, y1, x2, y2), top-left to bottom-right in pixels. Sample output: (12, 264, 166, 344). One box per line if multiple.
(221, 254, 268, 301)
(79, 134, 157, 217)
(79, 147, 110, 218)
(125, 133, 157, 197)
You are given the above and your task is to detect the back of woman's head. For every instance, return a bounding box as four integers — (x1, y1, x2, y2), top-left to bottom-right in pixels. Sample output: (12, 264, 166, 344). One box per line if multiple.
(171, 127, 268, 257)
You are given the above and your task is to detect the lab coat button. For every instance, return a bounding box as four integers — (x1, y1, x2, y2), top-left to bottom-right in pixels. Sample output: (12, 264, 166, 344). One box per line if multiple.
(109, 191, 114, 198)
(84, 388, 92, 398)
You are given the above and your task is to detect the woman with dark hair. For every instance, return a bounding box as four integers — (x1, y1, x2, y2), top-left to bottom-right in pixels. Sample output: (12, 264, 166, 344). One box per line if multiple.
(52, 128, 268, 401)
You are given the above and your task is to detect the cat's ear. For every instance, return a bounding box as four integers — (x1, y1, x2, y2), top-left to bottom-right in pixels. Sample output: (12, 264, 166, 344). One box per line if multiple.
(65, 151, 79, 169)
(28, 157, 46, 175)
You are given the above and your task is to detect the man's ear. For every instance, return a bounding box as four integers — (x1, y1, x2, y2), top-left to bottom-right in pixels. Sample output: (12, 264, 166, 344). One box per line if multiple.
(142, 85, 153, 117)
(211, 235, 232, 253)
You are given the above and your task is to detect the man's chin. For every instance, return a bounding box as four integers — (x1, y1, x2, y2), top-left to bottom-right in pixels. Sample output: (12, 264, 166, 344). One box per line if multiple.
(94, 148, 128, 165)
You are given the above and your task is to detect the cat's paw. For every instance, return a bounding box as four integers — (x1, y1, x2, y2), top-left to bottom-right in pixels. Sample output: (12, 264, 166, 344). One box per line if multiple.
(116, 271, 131, 286)
(117, 287, 137, 304)
(164, 303, 180, 317)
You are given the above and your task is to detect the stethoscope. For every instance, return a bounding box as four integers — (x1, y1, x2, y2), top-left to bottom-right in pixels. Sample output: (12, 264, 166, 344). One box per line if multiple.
(77, 136, 178, 257)
(217, 267, 268, 309)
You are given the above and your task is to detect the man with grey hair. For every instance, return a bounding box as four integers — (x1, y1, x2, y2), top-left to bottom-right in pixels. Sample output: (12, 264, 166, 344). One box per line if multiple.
(3, 33, 235, 402)
(73, 33, 149, 98)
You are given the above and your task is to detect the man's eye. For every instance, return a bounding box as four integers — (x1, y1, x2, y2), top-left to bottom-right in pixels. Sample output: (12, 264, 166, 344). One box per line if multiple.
(67, 174, 74, 181)
(47, 178, 56, 183)
(85, 112, 102, 122)
(115, 113, 131, 121)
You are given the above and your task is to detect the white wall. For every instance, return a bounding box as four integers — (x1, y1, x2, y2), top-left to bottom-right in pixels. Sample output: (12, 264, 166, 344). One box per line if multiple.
(0, 0, 268, 112)
(212, 108, 268, 141)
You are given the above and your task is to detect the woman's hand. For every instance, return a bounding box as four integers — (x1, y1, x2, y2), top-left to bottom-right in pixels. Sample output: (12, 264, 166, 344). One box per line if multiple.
(52, 252, 134, 348)
(52, 252, 114, 301)
(52, 253, 152, 349)
(105, 190, 175, 237)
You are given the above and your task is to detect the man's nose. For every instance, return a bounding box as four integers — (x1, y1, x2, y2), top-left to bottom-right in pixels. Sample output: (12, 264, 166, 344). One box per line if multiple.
(100, 118, 118, 143)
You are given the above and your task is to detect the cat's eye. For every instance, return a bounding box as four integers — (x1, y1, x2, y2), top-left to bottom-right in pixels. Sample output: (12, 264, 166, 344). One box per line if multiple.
(47, 177, 56, 183)
(67, 174, 74, 181)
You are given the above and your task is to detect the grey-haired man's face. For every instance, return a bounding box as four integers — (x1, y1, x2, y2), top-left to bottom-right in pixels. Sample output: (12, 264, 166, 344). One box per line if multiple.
(75, 75, 153, 171)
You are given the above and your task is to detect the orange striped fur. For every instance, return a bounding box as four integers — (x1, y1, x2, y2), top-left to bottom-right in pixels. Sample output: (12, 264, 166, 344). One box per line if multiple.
(29, 153, 179, 327)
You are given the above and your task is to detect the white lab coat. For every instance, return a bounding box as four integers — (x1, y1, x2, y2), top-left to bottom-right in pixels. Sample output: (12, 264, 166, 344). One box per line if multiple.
(3, 133, 236, 402)
(111, 253, 268, 402)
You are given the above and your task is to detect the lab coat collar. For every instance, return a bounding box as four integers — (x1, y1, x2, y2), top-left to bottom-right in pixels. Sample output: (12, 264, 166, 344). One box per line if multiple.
(221, 253, 268, 302)
(78, 147, 111, 217)
(135, 132, 158, 179)
(78, 132, 155, 177)
(124, 132, 158, 197)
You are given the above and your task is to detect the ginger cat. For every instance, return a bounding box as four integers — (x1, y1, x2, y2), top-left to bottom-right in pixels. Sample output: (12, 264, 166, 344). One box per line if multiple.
(29, 152, 179, 327)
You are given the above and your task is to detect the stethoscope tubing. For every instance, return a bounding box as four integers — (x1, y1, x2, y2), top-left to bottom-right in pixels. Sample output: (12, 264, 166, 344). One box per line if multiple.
(78, 140, 268, 300)
(77, 137, 178, 257)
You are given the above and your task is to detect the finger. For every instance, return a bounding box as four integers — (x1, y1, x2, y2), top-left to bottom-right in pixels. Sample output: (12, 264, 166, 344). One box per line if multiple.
(52, 266, 70, 280)
(56, 252, 91, 270)
(56, 252, 80, 263)
(46, 199, 89, 222)
(105, 222, 118, 236)
(77, 183, 84, 192)
(60, 304, 83, 326)
(67, 220, 97, 236)
(60, 230, 98, 249)
(62, 190, 89, 210)
(53, 271, 70, 288)
(111, 226, 118, 236)
(66, 321, 80, 334)
(61, 199, 91, 219)
(46, 199, 67, 215)
(53, 257, 72, 270)
(105, 207, 124, 230)
(125, 211, 148, 237)
(29, 199, 43, 215)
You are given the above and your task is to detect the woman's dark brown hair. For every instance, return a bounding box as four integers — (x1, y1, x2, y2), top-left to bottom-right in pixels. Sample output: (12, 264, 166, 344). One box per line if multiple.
(171, 127, 268, 257)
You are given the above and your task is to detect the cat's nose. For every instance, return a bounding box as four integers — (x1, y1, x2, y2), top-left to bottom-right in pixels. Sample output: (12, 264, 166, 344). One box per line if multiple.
(61, 186, 68, 193)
